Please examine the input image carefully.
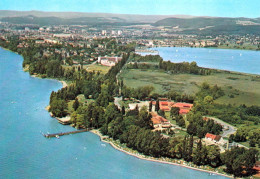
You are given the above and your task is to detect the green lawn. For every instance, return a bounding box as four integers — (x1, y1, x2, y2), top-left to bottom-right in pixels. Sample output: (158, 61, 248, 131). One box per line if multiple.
(62, 63, 111, 74)
(119, 69, 260, 106)
(83, 63, 111, 74)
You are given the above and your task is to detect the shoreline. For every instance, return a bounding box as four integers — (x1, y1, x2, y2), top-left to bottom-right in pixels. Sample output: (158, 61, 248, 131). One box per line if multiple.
(138, 46, 260, 76)
(0, 46, 236, 178)
(60, 80, 68, 88)
(90, 129, 233, 179)
(145, 45, 259, 52)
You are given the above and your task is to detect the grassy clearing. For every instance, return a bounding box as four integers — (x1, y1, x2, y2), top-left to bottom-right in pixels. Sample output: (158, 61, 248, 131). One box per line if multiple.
(62, 63, 111, 74)
(119, 69, 260, 106)
(215, 43, 259, 51)
(83, 63, 111, 74)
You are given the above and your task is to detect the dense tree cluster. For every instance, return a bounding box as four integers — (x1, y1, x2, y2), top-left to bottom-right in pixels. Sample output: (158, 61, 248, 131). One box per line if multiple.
(133, 54, 163, 62)
(121, 85, 154, 100)
(159, 60, 212, 75)
(221, 147, 258, 177)
(186, 112, 223, 138)
(229, 127, 260, 147)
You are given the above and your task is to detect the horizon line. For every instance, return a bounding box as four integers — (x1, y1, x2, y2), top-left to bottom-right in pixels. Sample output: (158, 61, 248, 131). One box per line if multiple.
(0, 9, 259, 19)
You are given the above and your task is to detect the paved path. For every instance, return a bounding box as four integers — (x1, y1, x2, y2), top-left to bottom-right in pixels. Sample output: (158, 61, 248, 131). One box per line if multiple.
(205, 116, 237, 137)
(114, 97, 122, 109)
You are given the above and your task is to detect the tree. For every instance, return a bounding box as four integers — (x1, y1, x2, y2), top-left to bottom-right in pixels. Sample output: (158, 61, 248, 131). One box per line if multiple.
(155, 99, 160, 112)
(207, 145, 221, 167)
(170, 107, 180, 118)
(73, 97, 80, 111)
(203, 95, 213, 104)
(49, 98, 68, 117)
(193, 139, 203, 165)
(221, 147, 258, 177)
(187, 123, 197, 136)
(136, 106, 153, 129)
(121, 106, 125, 115)
(158, 109, 165, 118)
(149, 101, 153, 112)
(104, 103, 121, 125)
(177, 117, 186, 128)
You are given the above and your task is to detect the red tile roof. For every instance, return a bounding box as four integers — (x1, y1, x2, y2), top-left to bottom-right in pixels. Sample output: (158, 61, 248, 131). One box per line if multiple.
(150, 101, 193, 113)
(151, 112, 168, 124)
(179, 108, 190, 114)
(172, 102, 193, 114)
(205, 133, 221, 141)
(173, 103, 193, 109)
(159, 101, 174, 111)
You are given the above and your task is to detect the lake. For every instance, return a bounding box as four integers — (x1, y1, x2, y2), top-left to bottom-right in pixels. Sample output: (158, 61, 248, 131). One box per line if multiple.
(0, 48, 227, 179)
(149, 47, 260, 75)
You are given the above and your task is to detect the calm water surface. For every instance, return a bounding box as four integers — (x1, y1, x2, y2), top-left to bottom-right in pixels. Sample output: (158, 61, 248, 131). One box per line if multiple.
(0, 48, 227, 179)
(149, 47, 260, 74)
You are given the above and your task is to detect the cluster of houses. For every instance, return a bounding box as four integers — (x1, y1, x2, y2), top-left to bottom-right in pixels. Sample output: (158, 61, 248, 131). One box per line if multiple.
(152, 99, 193, 115)
(128, 98, 194, 130)
(151, 112, 171, 129)
(127, 99, 230, 152)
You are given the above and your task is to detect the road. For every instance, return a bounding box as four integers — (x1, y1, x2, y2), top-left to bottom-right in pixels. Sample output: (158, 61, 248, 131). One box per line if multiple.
(114, 96, 122, 109)
(206, 116, 237, 137)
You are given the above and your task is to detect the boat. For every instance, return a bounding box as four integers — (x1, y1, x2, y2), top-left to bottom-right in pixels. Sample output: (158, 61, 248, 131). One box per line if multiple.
(56, 135, 60, 139)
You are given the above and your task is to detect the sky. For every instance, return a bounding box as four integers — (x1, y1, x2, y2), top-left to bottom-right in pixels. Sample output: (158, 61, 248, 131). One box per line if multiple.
(0, 0, 259, 18)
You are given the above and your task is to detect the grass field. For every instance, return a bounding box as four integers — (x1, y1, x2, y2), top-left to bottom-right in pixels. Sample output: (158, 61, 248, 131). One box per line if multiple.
(119, 69, 260, 106)
(83, 63, 111, 74)
(62, 63, 111, 74)
(216, 43, 259, 51)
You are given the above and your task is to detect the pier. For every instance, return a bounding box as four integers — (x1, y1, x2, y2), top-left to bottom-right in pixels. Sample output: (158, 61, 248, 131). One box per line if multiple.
(43, 128, 92, 138)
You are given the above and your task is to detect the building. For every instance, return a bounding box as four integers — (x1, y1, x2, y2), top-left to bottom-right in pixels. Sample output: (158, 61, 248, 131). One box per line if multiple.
(151, 100, 193, 114)
(102, 30, 107, 35)
(53, 34, 72, 38)
(151, 112, 171, 128)
(205, 133, 222, 143)
(172, 103, 193, 114)
(98, 56, 122, 67)
(253, 161, 260, 177)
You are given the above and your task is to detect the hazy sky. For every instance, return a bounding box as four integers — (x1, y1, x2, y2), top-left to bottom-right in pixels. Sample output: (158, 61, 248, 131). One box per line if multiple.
(0, 0, 259, 18)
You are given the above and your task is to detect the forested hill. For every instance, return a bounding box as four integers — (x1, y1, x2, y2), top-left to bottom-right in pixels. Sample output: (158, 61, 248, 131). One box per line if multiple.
(154, 17, 260, 28)
(154, 17, 260, 35)
(0, 15, 139, 26)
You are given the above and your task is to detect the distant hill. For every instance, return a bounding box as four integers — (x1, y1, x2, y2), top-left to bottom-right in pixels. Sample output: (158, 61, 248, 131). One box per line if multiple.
(0, 10, 195, 23)
(154, 17, 260, 28)
(154, 17, 260, 35)
(0, 10, 259, 35)
(181, 24, 260, 35)
(0, 15, 131, 26)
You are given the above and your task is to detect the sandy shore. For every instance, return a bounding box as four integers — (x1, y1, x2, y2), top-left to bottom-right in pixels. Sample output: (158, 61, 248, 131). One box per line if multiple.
(60, 80, 68, 88)
(90, 129, 232, 179)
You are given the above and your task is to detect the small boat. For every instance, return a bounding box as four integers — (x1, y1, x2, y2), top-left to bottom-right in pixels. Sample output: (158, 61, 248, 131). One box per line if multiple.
(101, 144, 106, 147)
(55, 135, 60, 139)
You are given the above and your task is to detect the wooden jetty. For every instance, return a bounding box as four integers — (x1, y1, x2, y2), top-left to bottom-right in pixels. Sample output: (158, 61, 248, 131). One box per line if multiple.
(43, 128, 92, 138)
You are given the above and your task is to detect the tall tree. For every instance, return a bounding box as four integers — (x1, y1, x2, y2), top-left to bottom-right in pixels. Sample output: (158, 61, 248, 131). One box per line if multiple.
(155, 99, 160, 112)
(149, 101, 153, 112)
(73, 97, 80, 111)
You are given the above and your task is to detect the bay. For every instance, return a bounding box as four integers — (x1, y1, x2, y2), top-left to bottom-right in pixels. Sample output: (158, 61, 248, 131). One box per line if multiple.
(150, 47, 260, 75)
(0, 48, 227, 179)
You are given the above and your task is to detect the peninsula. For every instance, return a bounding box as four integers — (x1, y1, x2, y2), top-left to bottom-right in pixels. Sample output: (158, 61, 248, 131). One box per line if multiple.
(0, 10, 259, 178)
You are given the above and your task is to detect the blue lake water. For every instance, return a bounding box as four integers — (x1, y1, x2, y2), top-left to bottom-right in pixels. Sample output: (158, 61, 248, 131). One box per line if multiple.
(0, 48, 227, 179)
(149, 47, 260, 75)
